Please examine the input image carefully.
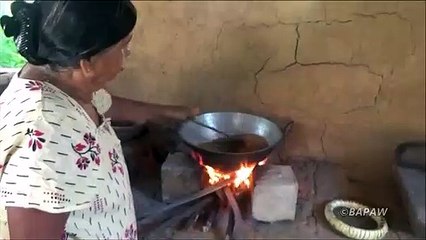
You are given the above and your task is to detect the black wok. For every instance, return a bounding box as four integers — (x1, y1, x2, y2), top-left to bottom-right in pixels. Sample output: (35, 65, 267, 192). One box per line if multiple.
(178, 112, 292, 171)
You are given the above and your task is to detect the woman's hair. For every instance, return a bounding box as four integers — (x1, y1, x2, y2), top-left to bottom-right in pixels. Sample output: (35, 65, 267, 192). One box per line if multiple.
(0, 0, 137, 69)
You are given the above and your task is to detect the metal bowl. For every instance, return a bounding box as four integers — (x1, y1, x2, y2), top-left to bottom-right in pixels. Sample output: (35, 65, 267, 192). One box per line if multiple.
(179, 112, 284, 170)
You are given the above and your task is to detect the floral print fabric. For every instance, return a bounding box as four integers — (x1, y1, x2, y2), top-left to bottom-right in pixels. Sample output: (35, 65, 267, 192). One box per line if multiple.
(73, 133, 102, 170)
(0, 73, 136, 239)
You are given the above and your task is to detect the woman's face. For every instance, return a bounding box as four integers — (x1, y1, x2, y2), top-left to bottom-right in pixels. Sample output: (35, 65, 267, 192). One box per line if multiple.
(86, 34, 133, 85)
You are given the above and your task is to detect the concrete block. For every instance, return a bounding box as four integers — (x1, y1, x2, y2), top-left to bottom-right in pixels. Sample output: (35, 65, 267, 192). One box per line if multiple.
(161, 153, 201, 202)
(252, 165, 298, 222)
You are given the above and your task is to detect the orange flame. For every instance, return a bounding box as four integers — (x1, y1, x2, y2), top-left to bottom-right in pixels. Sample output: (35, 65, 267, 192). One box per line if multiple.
(192, 152, 266, 189)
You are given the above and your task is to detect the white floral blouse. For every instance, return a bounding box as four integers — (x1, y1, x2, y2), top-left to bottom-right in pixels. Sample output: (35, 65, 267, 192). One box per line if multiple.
(0, 73, 137, 239)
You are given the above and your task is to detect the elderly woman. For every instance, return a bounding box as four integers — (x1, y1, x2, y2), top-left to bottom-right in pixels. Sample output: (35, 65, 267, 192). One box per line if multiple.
(0, 1, 197, 239)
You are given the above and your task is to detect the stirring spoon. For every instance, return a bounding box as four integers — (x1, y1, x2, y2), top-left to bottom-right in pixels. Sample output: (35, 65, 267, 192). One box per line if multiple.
(189, 119, 231, 138)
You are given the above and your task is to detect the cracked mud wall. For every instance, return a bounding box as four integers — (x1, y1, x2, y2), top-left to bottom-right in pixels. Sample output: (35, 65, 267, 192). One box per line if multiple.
(109, 2, 425, 195)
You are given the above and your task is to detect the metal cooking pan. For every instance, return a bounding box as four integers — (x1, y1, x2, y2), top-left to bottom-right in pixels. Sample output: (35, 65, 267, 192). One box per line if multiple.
(179, 112, 292, 171)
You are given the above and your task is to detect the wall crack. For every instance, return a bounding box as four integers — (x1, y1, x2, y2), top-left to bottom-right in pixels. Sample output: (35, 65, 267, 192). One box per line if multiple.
(292, 19, 353, 25)
(299, 62, 382, 77)
(253, 57, 271, 104)
(343, 70, 383, 114)
(211, 21, 230, 62)
(352, 11, 416, 55)
(242, 13, 403, 110)
(294, 24, 300, 62)
(255, 21, 384, 112)
(352, 12, 409, 21)
(343, 105, 375, 114)
(264, 63, 384, 113)
(242, 19, 353, 29)
(373, 76, 383, 109)
(270, 24, 299, 73)
(298, 62, 384, 114)
(320, 123, 328, 160)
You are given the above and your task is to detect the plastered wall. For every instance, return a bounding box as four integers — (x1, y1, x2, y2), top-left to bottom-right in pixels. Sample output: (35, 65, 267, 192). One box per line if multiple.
(109, 1, 425, 200)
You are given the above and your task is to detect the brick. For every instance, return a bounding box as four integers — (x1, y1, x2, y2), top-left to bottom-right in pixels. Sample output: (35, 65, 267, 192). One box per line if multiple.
(252, 165, 298, 222)
(161, 153, 201, 202)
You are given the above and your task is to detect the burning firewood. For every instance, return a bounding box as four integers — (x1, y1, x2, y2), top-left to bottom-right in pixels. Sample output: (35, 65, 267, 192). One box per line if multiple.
(185, 211, 201, 230)
(214, 204, 232, 240)
(140, 196, 214, 238)
(138, 147, 266, 239)
(224, 187, 255, 239)
(202, 206, 219, 232)
(138, 178, 234, 224)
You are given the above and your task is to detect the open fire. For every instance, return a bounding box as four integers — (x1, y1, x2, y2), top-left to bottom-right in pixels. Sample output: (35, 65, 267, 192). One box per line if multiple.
(191, 151, 267, 190)
(140, 152, 270, 239)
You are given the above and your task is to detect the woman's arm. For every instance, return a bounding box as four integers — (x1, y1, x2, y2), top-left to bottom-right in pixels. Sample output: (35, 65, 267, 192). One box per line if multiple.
(105, 95, 198, 124)
(7, 207, 68, 239)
